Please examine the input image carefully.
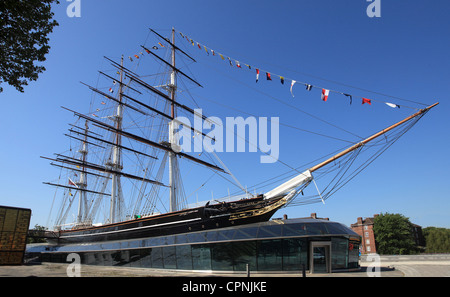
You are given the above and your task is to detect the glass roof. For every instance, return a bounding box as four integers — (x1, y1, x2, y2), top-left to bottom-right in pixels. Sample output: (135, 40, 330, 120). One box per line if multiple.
(27, 218, 360, 254)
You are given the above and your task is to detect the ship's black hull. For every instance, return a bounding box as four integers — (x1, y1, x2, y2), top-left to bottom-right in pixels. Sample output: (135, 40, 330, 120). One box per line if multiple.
(51, 196, 286, 244)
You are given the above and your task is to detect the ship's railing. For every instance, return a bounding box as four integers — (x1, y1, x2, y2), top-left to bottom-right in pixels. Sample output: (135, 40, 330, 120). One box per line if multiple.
(27, 229, 59, 239)
(185, 193, 259, 209)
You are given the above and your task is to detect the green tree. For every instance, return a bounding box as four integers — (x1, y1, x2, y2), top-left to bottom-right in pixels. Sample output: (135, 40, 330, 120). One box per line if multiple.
(423, 227, 450, 253)
(27, 224, 48, 244)
(373, 213, 417, 255)
(0, 0, 59, 93)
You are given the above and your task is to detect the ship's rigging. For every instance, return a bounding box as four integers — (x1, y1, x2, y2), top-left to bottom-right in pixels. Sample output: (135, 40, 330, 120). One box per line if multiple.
(43, 29, 228, 229)
(42, 28, 438, 232)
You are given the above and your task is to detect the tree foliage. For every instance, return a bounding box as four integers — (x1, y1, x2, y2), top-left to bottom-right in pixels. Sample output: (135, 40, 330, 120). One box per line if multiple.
(0, 0, 59, 92)
(423, 227, 450, 253)
(27, 224, 48, 244)
(373, 213, 417, 255)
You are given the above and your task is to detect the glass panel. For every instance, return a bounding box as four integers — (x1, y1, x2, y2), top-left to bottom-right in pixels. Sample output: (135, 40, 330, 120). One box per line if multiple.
(108, 242, 120, 250)
(257, 239, 282, 271)
(53, 253, 63, 263)
(95, 252, 104, 266)
(140, 249, 151, 268)
(192, 244, 211, 270)
(312, 247, 327, 273)
(83, 253, 96, 265)
(258, 225, 282, 239)
(327, 223, 352, 235)
(102, 252, 113, 266)
(282, 238, 307, 271)
(151, 247, 163, 268)
(166, 235, 175, 245)
(306, 223, 329, 235)
(176, 234, 188, 244)
(41, 253, 50, 263)
(147, 237, 163, 247)
(187, 232, 206, 243)
(141, 239, 152, 248)
(233, 227, 258, 240)
(122, 240, 137, 249)
(129, 249, 142, 267)
(111, 251, 121, 266)
(331, 238, 348, 269)
(348, 242, 360, 269)
(176, 245, 193, 270)
(232, 241, 256, 271)
(163, 246, 177, 269)
(211, 242, 233, 270)
(206, 230, 218, 241)
(217, 229, 235, 241)
(120, 250, 130, 266)
(283, 223, 307, 237)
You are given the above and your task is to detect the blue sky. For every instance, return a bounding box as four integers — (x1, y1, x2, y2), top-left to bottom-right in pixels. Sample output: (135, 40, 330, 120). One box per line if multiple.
(1, 0, 449, 229)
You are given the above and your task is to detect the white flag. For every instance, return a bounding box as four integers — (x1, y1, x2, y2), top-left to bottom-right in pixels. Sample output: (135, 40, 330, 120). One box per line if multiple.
(290, 80, 296, 97)
(385, 102, 399, 108)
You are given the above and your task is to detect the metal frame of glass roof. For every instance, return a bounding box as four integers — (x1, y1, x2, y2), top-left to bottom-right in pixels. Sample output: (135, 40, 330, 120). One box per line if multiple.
(27, 218, 361, 254)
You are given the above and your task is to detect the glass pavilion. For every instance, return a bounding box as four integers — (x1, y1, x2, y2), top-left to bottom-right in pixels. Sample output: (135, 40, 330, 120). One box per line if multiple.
(27, 218, 361, 273)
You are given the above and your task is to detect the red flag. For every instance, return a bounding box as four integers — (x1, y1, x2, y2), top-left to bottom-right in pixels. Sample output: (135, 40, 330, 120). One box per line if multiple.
(256, 69, 260, 83)
(266, 72, 272, 81)
(134, 55, 139, 59)
(362, 98, 372, 105)
(321, 89, 330, 101)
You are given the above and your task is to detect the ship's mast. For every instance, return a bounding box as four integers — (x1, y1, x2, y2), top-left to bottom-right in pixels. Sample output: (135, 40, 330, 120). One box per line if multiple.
(168, 27, 177, 212)
(110, 55, 124, 223)
(76, 120, 89, 225)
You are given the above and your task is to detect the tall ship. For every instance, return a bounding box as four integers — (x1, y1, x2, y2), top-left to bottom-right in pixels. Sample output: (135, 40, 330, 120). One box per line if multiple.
(40, 28, 438, 245)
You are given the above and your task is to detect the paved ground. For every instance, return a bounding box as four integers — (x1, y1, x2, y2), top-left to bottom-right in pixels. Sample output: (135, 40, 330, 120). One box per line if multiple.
(0, 263, 400, 277)
(361, 254, 450, 277)
(0, 254, 448, 277)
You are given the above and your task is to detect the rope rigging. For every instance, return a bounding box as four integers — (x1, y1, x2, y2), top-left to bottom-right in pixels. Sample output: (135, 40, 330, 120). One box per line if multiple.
(284, 111, 427, 207)
(45, 28, 436, 230)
